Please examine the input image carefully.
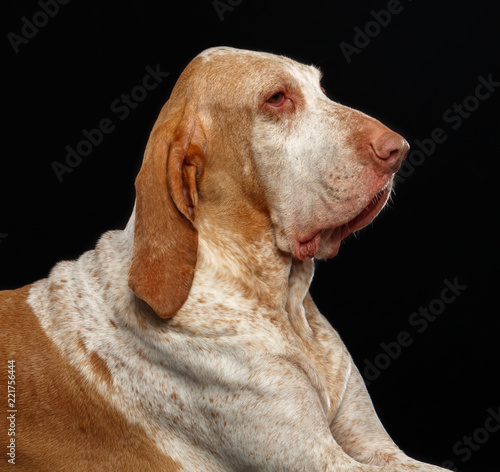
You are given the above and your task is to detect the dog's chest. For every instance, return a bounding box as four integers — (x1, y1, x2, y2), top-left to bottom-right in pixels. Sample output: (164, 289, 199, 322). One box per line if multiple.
(104, 303, 352, 469)
(29, 261, 352, 470)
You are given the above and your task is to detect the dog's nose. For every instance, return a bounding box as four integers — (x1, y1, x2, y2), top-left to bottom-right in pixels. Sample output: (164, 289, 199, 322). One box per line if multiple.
(371, 132, 409, 172)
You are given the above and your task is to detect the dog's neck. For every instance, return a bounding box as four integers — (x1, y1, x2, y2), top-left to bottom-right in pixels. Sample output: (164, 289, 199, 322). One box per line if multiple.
(181, 208, 316, 341)
(34, 206, 316, 344)
(195, 200, 315, 299)
(117, 204, 314, 336)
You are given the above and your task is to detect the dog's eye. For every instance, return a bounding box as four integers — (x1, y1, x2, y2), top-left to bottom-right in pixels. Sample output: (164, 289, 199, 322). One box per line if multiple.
(267, 92, 285, 106)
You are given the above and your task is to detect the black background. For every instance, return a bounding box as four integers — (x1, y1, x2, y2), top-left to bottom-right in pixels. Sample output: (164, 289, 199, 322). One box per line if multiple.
(3, 1, 499, 470)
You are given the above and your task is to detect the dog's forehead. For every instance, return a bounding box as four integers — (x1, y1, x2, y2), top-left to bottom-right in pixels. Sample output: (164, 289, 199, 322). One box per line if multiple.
(193, 46, 321, 88)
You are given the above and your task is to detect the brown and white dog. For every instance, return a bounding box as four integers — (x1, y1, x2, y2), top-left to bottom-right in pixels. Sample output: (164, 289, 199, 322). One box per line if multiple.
(1, 47, 448, 471)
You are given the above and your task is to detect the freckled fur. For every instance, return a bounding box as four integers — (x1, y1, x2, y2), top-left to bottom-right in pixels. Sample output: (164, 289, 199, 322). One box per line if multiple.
(1, 47, 445, 471)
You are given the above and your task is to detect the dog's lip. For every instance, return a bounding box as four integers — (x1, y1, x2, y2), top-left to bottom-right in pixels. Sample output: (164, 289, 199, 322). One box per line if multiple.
(294, 183, 391, 261)
(339, 183, 391, 238)
(295, 231, 322, 261)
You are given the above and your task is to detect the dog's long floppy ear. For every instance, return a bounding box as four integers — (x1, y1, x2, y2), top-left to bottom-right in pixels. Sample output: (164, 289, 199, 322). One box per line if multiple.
(128, 101, 207, 318)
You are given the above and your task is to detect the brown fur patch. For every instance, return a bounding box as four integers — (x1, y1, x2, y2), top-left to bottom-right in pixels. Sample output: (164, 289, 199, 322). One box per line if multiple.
(88, 350, 113, 387)
(0, 285, 180, 472)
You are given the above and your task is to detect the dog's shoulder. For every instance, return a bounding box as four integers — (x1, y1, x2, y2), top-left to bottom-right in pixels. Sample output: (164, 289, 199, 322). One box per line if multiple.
(0, 282, 180, 472)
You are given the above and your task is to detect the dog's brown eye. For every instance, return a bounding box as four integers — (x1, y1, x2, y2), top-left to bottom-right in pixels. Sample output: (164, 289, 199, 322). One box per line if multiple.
(267, 92, 285, 106)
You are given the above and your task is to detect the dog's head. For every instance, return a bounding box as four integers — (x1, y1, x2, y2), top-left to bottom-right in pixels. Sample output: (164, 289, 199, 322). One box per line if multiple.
(128, 47, 409, 318)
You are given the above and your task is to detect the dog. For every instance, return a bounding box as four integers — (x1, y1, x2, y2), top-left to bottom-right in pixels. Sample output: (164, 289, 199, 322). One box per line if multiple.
(1, 47, 448, 471)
